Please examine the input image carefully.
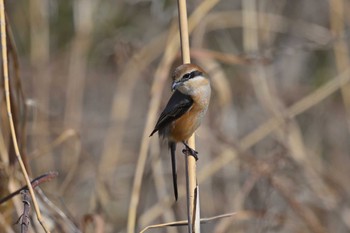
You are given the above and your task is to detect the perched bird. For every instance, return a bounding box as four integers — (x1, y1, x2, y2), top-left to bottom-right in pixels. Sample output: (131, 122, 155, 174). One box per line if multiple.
(150, 63, 211, 200)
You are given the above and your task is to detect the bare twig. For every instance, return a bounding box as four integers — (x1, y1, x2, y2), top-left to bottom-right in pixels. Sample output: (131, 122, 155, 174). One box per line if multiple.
(0, 172, 58, 205)
(140, 212, 237, 233)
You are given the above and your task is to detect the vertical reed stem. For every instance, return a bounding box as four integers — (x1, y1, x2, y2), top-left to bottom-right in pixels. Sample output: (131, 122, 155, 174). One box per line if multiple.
(177, 0, 200, 232)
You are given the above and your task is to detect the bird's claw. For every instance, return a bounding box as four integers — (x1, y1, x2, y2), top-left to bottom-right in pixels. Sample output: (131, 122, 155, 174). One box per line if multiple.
(182, 148, 198, 161)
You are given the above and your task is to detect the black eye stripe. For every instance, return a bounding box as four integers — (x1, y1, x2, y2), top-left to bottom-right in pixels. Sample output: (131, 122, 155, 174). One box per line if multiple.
(191, 70, 203, 78)
(181, 70, 203, 81)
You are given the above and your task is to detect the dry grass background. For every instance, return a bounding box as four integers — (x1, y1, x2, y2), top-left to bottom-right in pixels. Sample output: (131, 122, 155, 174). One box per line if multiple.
(1, 0, 350, 232)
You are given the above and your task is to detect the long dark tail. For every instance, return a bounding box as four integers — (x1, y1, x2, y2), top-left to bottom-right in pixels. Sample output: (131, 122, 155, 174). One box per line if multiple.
(169, 142, 178, 201)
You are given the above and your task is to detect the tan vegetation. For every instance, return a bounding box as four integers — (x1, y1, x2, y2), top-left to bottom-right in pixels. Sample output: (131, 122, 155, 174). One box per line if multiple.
(1, 0, 350, 232)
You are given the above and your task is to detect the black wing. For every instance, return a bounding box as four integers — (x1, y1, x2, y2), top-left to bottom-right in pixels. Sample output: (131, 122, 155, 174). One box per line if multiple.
(150, 90, 193, 137)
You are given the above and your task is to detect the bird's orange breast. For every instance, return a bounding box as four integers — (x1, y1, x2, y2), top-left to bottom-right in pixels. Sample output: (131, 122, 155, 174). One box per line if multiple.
(169, 103, 207, 142)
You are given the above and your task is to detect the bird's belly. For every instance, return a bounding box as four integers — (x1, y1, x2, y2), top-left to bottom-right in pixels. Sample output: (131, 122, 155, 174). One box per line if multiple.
(169, 108, 205, 142)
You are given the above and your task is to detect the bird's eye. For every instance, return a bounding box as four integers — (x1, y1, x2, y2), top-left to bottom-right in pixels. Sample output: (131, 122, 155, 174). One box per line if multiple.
(182, 73, 190, 80)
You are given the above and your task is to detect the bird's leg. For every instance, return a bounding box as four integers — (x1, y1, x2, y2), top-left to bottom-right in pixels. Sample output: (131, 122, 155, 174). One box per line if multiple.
(182, 141, 198, 160)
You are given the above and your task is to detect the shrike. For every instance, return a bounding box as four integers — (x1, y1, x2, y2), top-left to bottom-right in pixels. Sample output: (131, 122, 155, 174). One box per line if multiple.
(150, 63, 211, 200)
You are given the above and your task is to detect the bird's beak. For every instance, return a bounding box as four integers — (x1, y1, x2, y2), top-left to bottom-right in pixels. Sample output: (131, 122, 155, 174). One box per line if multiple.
(171, 81, 181, 91)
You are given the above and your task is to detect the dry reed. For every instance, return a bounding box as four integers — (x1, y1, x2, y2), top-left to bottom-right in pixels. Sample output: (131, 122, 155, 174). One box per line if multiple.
(1, 1, 350, 232)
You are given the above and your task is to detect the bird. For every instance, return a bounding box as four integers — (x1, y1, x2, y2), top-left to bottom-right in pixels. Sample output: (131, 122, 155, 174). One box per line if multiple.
(150, 63, 211, 201)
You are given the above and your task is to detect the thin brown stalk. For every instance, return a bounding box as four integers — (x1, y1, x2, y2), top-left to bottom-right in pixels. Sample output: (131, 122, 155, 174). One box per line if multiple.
(0, 1, 50, 232)
(6, 14, 27, 163)
(330, 0, 350, 131)
(177, 0, 201, 232)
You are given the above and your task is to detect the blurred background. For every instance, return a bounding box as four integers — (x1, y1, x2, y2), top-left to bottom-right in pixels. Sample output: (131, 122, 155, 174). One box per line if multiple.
(1, 0, 350, 232)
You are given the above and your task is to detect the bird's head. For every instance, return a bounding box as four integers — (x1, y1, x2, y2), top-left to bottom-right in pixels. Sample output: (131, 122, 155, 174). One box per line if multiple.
(171, 64, 210, 96)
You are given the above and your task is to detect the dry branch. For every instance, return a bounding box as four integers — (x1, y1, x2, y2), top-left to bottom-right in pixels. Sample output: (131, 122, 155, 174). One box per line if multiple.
(0, 172, 58, 205)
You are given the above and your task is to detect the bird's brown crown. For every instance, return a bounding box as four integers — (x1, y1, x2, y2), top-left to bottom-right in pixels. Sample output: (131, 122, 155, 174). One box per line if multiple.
(172, 63, 206, 82)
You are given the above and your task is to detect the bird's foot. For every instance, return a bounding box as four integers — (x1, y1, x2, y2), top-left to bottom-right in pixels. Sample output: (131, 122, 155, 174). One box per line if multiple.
(182, 147, 198, 161)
